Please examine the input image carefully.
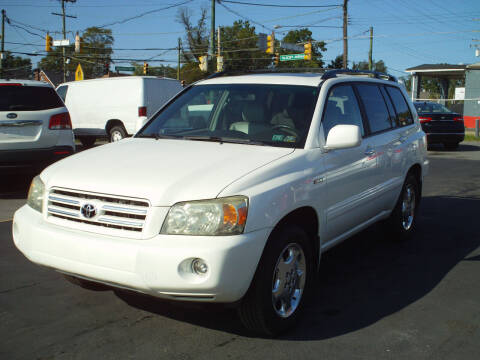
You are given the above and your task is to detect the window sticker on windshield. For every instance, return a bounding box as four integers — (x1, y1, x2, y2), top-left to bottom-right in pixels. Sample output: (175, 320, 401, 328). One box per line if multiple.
(284, 136, 296, 143)
(272, 134, 285, 141)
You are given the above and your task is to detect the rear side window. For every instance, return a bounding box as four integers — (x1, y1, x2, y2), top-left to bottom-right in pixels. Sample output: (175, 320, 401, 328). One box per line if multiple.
(0, 86, 64, 111)
(322, 84, 365, 139)
(56, 85, 68, 102)
(386, 86, 413, 126)
(356, 84, 392, 134)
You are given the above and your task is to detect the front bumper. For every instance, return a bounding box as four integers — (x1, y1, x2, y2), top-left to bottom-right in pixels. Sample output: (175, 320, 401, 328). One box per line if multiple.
(0, 146, 75, 175)
(13, 205, 270, 302)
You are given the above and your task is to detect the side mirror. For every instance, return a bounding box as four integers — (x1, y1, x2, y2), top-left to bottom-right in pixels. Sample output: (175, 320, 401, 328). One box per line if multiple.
(324, 124, 362, 150)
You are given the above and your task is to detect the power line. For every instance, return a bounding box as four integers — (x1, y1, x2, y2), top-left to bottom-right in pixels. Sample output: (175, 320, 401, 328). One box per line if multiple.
(93, 0, 194, 29)
(219, 1, 341, 8)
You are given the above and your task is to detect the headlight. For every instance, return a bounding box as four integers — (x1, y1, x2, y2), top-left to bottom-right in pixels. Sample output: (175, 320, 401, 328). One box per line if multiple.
(27, 176, 45, 213)
(161, 196, 248, 236)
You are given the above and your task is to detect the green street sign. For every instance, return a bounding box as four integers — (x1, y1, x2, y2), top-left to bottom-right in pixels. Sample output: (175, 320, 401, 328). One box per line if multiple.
(279, 54, 305, 61)
(115, 66, 135, 72)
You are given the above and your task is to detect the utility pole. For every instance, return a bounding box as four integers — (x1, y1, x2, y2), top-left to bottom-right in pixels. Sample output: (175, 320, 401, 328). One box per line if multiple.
(217, 26, 221, 56)
(368, 26, 373, 71)
(177, 37, 181, 80)
(1, 9, 5, 79)
(61, 0, 66, 82)
(342, 0, 348, 69)
(52, 0, 76, 83)
(209, 0, 215, 71)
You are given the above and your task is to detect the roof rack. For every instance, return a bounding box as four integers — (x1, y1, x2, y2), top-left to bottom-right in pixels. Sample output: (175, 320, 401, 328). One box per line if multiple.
(321, 69, 397, 82)
(206, 68, 397, 82)
(206, 67, 327, 80)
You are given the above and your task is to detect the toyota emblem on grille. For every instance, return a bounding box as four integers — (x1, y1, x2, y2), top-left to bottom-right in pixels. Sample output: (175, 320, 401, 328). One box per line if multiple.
(81, 203, 97, 218)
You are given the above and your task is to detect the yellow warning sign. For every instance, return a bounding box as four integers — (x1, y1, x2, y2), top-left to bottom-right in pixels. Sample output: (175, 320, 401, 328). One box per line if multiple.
(75, 63, 84, 81)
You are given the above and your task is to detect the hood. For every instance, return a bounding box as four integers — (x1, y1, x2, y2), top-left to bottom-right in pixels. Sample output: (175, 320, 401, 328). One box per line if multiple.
(41, 138, 294, 206)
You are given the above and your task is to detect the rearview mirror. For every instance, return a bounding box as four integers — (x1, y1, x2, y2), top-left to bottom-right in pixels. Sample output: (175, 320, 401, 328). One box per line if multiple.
(324, 124, 362, 150)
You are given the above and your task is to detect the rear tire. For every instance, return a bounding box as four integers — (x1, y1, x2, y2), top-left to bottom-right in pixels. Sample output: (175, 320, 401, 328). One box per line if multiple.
(78, 136, 96, 148)
(384, 174, 419, 241)
(109, 125, 127, 142)
(237, 225, 314, 336)
(63, 274, 110, 291)
(444, 142, 459, 150)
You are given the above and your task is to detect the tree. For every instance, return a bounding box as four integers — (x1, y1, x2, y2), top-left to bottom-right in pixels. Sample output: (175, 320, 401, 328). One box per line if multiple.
(328, 55, 343, 69)
(177, 7, 209, 64)
(1, 52, 32, 79)
(279, 28, 327, 68)
(220, 20, 270, 72)
(132, 62, 177, 78)
(39, 27, 113, 80)
(352, 59, 387, 73)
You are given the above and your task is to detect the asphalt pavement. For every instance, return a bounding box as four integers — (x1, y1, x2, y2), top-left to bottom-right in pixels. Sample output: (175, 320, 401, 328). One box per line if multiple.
(1, 142, 480, 359)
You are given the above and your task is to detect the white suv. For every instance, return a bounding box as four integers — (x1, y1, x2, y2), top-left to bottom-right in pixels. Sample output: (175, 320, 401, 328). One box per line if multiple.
(12, 70, 428, 336)
(0, 79, 75, 174)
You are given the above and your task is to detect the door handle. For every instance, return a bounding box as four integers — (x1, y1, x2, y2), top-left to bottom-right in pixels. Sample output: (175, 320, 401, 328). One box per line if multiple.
(364, 148, 376, 156)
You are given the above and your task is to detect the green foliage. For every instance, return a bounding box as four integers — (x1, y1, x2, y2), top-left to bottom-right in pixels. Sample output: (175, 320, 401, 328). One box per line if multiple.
(220, 21, 270, 71)
(352, 59, 387, 73)
(39, 27, 113, 80)
(131, 62, 177, 78)
(1, 52, 32, 79)
(328, 55, 344, 69)
(279, 28, 326, 68)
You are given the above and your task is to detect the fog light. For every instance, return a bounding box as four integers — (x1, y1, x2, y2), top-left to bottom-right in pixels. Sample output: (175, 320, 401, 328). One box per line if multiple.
(191, 258, 208, 275)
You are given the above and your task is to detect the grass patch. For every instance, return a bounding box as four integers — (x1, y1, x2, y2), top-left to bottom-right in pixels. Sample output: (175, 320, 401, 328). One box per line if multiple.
(464, 134, 480, 142)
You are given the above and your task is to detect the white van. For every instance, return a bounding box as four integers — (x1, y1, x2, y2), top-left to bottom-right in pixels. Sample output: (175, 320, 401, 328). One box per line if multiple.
(56, 76, 182, 146)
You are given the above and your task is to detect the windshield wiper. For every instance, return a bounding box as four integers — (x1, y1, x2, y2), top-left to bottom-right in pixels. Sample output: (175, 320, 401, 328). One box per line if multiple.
(137, 133, 183, 140)
(183, 135, 265, 146)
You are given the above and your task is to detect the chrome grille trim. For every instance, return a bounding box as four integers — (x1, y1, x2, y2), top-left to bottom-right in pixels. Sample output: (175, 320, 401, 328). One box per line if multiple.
(47, 188, 150, 234)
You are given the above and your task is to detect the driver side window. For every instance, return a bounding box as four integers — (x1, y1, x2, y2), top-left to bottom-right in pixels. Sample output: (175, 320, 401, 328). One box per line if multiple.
(322, 85, 364, 139)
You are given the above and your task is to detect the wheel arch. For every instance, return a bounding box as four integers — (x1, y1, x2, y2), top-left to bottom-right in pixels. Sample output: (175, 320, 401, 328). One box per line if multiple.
(105, 119, 125, 134)
(407, 163, 422, 201)
(268, 206, 320, 268)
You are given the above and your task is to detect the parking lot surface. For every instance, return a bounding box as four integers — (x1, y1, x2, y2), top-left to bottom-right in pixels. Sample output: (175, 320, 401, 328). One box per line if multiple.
(1, 142, 480, 359)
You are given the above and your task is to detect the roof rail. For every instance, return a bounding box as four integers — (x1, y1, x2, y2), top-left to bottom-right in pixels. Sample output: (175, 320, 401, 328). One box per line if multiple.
(321, 69, 397, 82)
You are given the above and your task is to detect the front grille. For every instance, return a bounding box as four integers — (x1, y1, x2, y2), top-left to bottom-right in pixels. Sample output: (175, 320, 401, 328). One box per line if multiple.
(47, 188, 150, 233)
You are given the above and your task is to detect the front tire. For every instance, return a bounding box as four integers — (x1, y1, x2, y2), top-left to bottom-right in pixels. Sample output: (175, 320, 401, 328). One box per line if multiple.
(385, 174, 419, 241)
(109, 125, 127, 142)
(237, 225, 314, 336)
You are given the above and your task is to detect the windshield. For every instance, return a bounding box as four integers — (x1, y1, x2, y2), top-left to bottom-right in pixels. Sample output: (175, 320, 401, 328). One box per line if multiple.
(414, 102, 454, 114)
(137, 83, 319, 148)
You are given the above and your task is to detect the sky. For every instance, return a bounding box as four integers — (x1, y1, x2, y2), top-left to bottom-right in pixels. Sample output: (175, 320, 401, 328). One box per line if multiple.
(1, 0, 479, 77)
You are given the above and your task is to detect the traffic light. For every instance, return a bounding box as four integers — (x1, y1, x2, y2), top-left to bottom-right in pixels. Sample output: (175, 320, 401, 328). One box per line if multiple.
(304, 41, 312, 61)
(104, 62, 109, 75)
(274, 53, 279, 66)
(266, 33, 274, 54)
(45, 33, 53, 52)
(143, 62, 149, 75)
(75, 32, 81, 53)
(199, 56, 207, 72)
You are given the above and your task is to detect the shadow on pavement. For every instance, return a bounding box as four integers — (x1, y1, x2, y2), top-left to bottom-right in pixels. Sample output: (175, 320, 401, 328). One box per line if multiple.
(429, 143, 479, 152)
(115, 195, 480, 339)
(0, 174, 34, 199)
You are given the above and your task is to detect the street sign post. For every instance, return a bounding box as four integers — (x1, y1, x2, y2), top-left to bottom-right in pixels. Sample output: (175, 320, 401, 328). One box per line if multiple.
(53, 39, 70, 46)
(279, 54, 305, 61)
(115, 66, 135, 72)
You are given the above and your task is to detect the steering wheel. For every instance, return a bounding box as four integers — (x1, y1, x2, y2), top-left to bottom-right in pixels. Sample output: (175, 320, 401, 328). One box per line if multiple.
(271, 124, 299, 137)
